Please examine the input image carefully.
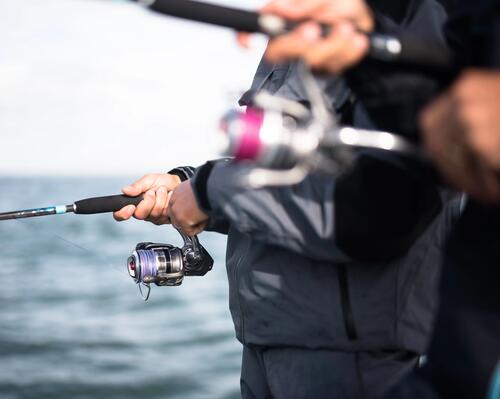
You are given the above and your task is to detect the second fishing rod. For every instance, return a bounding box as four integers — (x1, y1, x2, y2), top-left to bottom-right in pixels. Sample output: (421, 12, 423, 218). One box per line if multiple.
(137, 0, 455, 74)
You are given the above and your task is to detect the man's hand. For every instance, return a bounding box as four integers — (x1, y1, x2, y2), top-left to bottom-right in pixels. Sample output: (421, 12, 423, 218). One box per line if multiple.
(420, 70, 500, 204)
(262, 0, 373, 73)
(113, 173, 181, 224)
(168, 180, 209, 236)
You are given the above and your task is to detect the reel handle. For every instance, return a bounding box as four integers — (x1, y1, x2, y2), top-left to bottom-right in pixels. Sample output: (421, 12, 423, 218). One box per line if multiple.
(175, 226, 201, 258)
(74, 194, 144, 214)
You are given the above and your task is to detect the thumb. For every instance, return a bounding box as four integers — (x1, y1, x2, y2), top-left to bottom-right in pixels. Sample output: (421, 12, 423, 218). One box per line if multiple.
(122, 175, 156, 196)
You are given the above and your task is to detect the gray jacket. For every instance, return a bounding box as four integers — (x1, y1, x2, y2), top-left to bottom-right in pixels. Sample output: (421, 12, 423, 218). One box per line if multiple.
(177, 0, 458, 353)
(191, 163, 459, 354)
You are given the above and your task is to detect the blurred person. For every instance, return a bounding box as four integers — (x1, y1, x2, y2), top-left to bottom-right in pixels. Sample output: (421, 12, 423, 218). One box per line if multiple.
(114, 1, 460, 398)
(258, 0, 500, 398)
(384, 69, 500, 399)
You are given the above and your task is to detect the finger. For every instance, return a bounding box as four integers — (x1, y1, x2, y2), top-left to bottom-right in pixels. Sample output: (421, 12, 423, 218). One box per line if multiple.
(262, 0, 327, 21)
(122, 174, 158, 196)
(237, 32, 251, 48)
(148, 186, 169, 220)
(133, 189, 156, 220)
(265, 22, 321, 63)
(113, 205, 136, 221)
(304, 23, 368, 73)
(161, 191, 174, 224)
(262, 0, 372, 29)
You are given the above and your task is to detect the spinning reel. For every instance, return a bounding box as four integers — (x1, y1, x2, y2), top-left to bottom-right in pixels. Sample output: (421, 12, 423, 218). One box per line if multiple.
(218, 62, 423, 187)
(127, 228, 213, 300)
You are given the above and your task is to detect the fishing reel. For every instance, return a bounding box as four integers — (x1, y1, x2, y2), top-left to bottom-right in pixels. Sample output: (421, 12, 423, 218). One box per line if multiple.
(127, 228, 213, 300)
(218, 62, 422, 187)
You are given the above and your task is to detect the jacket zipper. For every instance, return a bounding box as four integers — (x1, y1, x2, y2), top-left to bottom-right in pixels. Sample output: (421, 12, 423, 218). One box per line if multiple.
(233, 238, 251, 344)
(337, 264, 358, 340)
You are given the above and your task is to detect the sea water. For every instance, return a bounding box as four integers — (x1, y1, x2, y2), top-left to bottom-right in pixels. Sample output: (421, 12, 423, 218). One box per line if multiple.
(0, 177, 240, 399)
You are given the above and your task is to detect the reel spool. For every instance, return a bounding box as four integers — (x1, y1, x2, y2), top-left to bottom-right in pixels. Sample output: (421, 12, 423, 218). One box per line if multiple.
(127, 228, 213, 300)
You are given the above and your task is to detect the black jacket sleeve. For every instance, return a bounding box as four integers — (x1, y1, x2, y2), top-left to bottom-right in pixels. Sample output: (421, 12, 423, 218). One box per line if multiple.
(191, 160, 351, 263)
(191, 154, 445, 262)
(168, 163, 231, 235)
(345, 0, 450, 141)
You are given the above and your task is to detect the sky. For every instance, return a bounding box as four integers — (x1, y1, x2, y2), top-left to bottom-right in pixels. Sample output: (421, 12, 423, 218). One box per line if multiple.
(0, 0, 267, 176)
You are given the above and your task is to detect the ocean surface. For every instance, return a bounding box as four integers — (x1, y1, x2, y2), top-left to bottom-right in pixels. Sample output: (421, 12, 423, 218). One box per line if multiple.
(0, 177, 241, 399)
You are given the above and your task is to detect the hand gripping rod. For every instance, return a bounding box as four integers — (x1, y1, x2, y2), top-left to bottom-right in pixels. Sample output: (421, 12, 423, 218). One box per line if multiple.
(138, 0, 455, 73)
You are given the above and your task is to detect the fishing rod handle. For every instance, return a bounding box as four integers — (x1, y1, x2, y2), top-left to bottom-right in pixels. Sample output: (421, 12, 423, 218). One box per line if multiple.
(142, 0, 454, 72)
(74, 194, 144, 214)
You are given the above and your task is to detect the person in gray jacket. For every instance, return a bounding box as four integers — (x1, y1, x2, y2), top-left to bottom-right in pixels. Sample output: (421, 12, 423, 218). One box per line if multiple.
(114, 2, 460, 398)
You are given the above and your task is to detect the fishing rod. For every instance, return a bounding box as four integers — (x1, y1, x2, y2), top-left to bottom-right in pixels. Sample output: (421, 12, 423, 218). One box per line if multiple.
(0, 194, 143, 221)
(137, 0, 455, 73)
(0, 192, 214, 301)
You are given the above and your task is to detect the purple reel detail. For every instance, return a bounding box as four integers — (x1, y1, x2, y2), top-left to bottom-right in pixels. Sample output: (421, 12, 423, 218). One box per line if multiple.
(135, 249, 158, 282)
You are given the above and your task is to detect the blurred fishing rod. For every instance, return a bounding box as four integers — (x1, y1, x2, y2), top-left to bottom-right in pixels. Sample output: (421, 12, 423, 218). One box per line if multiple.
(136, 0, 455, 73)
(128, 0, 446, 187)
(0, 194, 143, 221)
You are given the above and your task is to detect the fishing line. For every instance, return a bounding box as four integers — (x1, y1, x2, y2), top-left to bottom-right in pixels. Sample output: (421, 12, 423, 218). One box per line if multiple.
(0, 194, 144, 274)
(12, 218, 127, 277)
(0, 193, 148, 278)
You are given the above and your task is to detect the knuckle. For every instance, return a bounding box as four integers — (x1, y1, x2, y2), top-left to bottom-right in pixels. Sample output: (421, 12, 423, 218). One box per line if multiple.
(454, 75, 475, 101)
(149, 210, 160, 219)
(134, 208, 149, 220)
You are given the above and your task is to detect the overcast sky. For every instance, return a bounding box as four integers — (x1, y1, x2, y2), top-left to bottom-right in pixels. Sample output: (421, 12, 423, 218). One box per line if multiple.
(0, 0, 267, 176)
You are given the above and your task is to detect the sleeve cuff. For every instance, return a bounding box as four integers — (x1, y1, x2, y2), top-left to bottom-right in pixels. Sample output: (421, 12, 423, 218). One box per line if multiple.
(168, 166, 197, 182)
(190, 161, 218, 213)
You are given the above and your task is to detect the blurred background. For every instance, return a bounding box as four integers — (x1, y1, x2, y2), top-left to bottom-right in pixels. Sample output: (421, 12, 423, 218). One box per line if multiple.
(0, 0, 266, 398)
